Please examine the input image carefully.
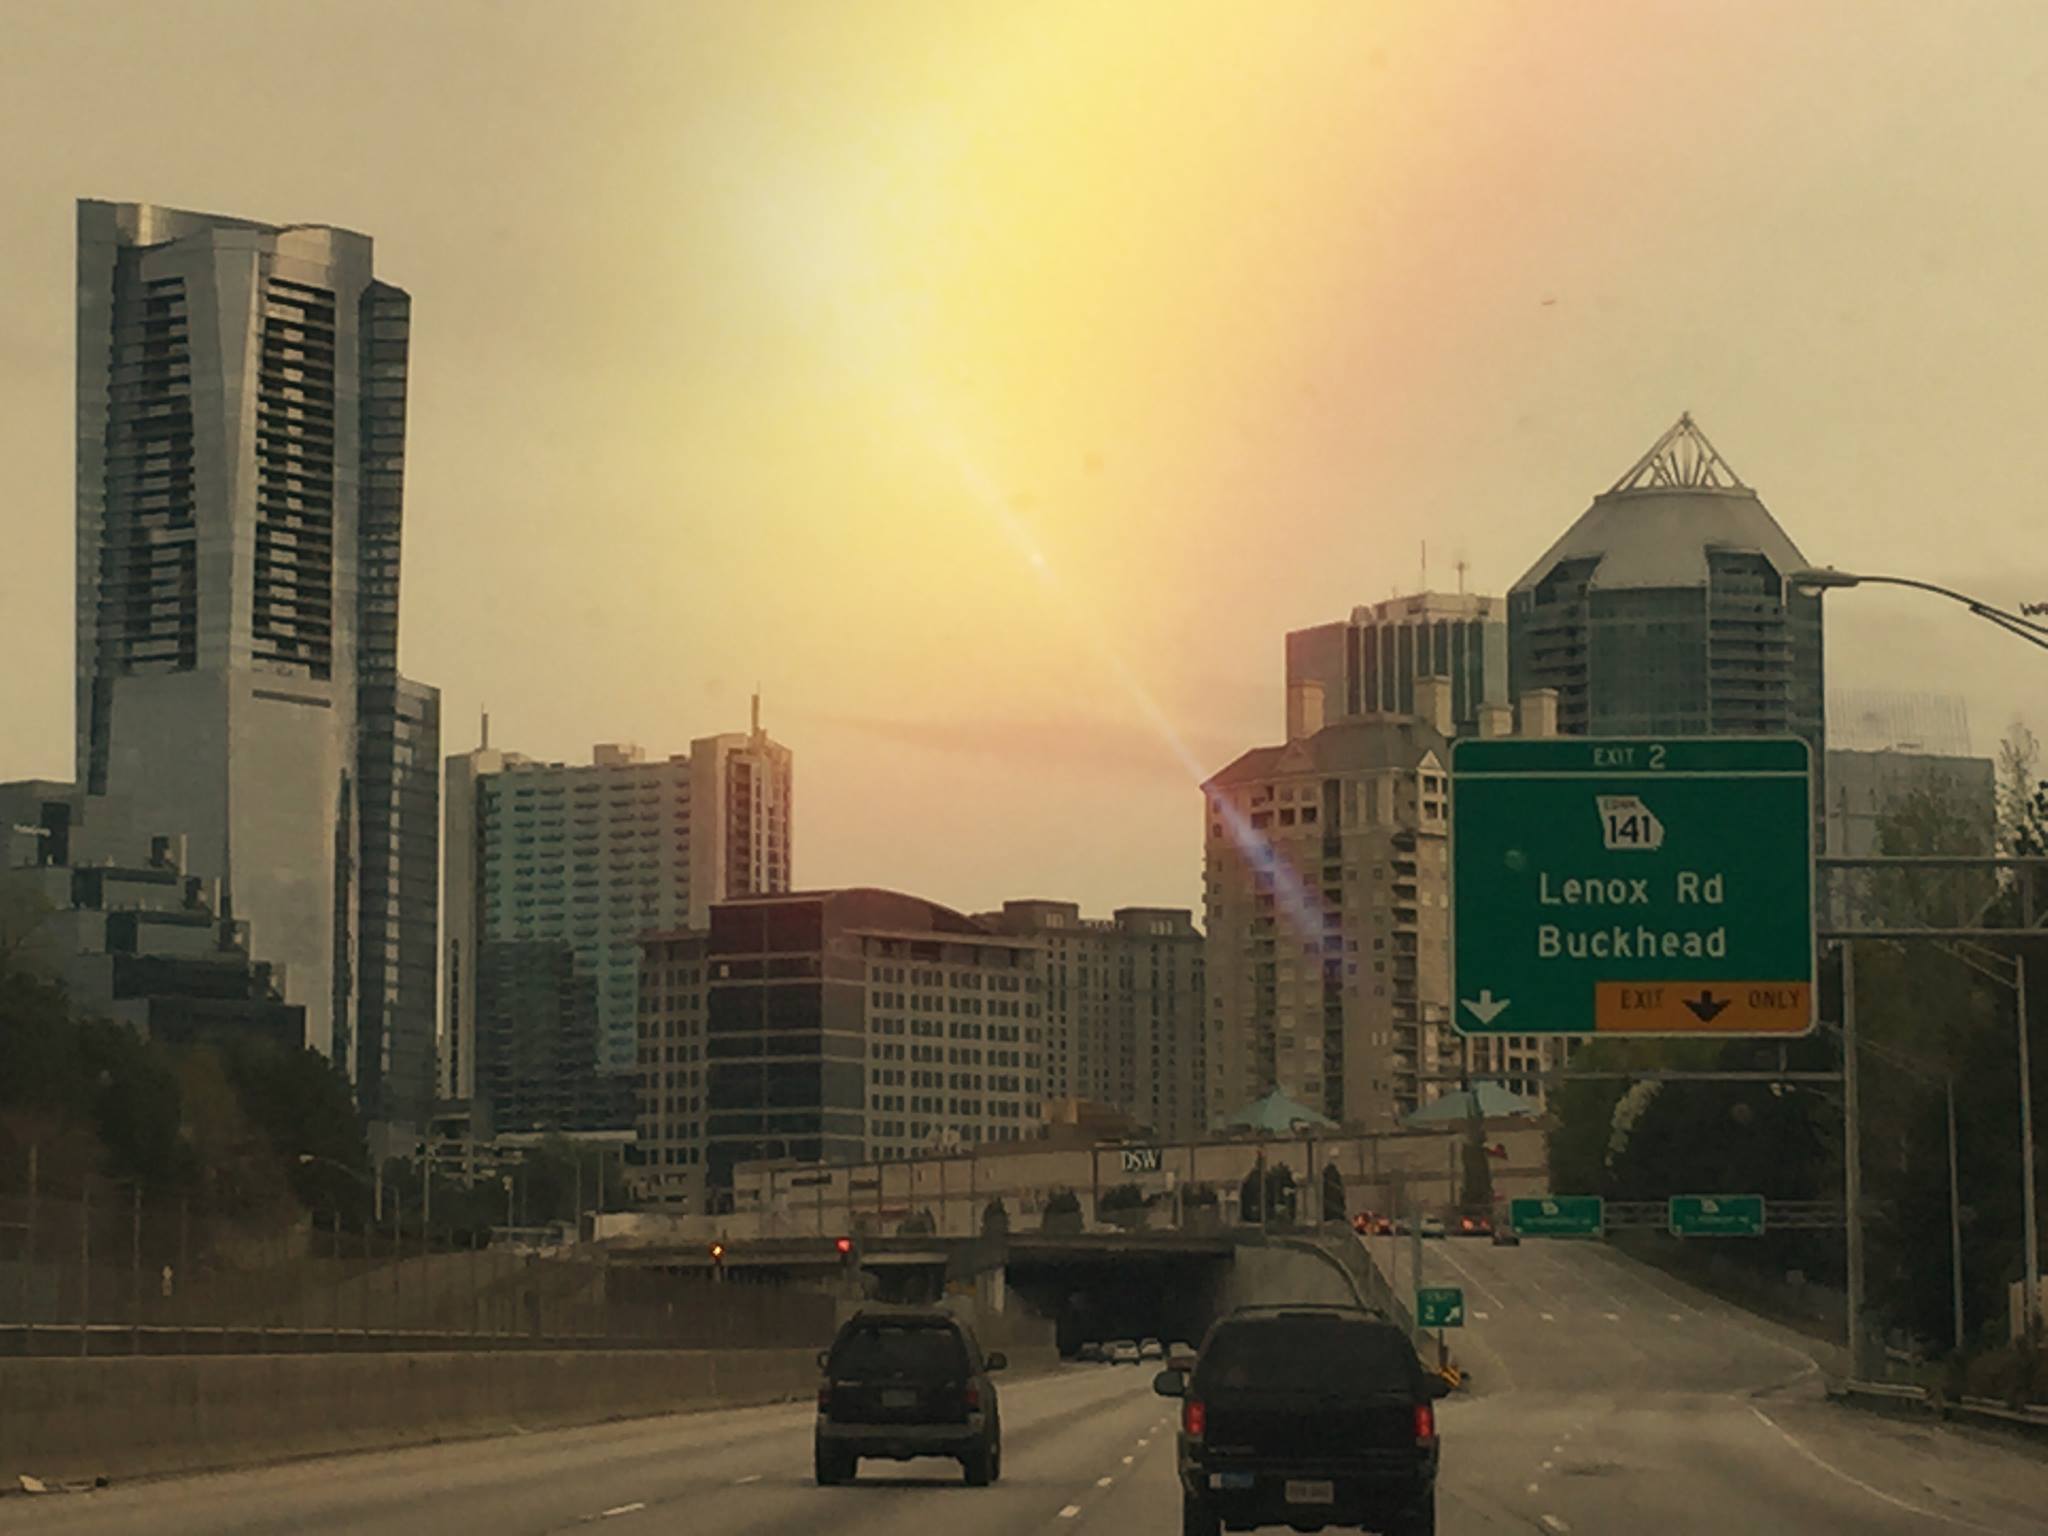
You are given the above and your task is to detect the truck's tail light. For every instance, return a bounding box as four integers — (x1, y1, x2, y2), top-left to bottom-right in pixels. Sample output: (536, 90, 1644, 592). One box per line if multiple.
(1414, 1402, 1436, 1443)
(1184, 1398, 1206, 1438)
(963, 1381, 981, 1412)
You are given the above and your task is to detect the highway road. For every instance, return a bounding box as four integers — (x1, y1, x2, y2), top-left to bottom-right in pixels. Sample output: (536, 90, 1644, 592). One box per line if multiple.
(1, 1238, 2041, 1534)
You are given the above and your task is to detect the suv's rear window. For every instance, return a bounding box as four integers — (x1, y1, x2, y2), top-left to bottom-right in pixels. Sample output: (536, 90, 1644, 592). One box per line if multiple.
(1197, 1316, 1419, 1395)
(831, 1323, 968, 1379)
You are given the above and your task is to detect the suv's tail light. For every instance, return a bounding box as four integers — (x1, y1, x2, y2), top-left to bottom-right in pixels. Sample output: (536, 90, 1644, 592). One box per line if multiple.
(1184, 1398, 1206, 1438)
(817, 1384, 832, 1411)
(1414, 1402, 1436, 1444)
(963, 1381, 981, 1412)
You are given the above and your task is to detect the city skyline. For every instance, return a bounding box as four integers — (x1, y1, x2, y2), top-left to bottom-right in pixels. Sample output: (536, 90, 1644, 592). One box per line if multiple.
(5, 2, 2047, 928)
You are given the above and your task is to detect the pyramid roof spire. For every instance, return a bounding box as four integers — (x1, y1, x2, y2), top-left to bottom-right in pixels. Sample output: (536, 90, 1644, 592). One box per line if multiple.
(1609, 413, 1746, 494)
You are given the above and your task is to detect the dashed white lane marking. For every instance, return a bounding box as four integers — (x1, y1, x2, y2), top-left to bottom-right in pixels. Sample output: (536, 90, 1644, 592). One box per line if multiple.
(1121, 1455, 1134, 1464)
(1604, 1312, 1621, 1322)
(1541, 1516, 1570, 1533)
(1541, 1460, 1553, 1470)
(1136, 1438, 1150, 1447)
(1552, 1444, 1565, 1454)
(1667, 1313, 1684, 1322)
(1059, 1504, 1082, 1519)
(1540, 1311, 1555, 1322)
(1526, 1482, 1540, 1494)
(601, 1504, 646, 1518)
(1097, 1476, 1114, 1487)
(1474, 1310, 1491, 1321)
(1745, 1406, 2002, 1531)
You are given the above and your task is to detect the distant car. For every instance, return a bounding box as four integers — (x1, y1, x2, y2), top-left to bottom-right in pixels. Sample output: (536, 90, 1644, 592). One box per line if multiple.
(1455, 1213, 1492, 1238)
(1076, 1341, 1106, 1362)
(1491, 1226, 1521, 1247)
(1156, 1303, 1444, 1536)
(1419, 1215, 1447, 1239)
(1372, 1216, 1395, 1236)
(1167, 1341, 1198, 1370)
(1350, 1210, 1378, 1234)
(814, 1307, 1005, 1486)
(1140, 1338, 1165, 1360)
(1108, 1340, 1142, 1365)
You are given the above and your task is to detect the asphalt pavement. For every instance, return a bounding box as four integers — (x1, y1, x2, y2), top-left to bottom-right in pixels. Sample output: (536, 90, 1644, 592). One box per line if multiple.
(1, 1237, 2041, 1534)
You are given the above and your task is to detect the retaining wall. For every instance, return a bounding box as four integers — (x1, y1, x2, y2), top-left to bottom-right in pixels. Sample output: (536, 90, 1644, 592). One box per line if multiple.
(0, 1346, 819, 1486)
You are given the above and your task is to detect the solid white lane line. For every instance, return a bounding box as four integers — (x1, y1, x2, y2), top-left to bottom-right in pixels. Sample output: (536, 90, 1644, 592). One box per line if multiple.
(1541, 1516, 1570, 1533)
(1745, 1406, 2002, 1532)
(601, 1504, 646, 1518)
(1059, 1504, 1082, 1518)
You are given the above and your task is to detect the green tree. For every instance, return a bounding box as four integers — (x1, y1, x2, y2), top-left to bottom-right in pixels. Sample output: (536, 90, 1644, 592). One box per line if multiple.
(1321, 1161, 1348, 1225)
(1041, 1188, 1083, 1234)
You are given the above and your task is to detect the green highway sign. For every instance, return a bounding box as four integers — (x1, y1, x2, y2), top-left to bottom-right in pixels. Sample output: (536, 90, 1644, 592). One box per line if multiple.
(1416, 1286, 1465, 1329)
(1451, 737, 1815, 1037)
(1669, 1194, 1766, 1237)
(1509, 1195, 1604, 1237)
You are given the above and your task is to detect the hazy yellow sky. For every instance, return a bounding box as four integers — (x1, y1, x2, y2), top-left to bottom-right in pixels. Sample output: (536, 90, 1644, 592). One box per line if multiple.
(2, 0, 2044, 916)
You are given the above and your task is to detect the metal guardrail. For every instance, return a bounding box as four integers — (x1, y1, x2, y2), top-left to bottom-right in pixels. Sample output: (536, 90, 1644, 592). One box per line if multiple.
(1831, 1379, 2048, 1438)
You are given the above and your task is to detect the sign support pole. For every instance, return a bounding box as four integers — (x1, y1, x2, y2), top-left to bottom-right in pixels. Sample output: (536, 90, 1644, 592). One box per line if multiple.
(1843, 940, 1865, 1378)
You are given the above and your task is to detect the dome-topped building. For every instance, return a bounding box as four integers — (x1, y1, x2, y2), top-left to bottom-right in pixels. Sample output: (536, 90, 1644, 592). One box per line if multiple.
(1507, 415, 1825, 759)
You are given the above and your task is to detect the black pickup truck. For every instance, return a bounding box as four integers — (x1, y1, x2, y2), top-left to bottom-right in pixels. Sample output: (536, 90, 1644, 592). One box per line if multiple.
(1154, 1304, 1444, 1536)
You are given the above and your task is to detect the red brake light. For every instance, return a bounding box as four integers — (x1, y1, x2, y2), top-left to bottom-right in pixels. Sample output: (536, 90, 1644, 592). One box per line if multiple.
(1184, 1398, 1206, 1438)
(835, 1237, 853, 1254)
(1414, 1401, 1436, 1443)
(964, 1381, 981, 1411)
(817, 1384, 832, 1410)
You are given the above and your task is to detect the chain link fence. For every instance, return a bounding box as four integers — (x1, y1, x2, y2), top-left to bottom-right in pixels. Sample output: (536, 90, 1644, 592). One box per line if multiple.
(0, 1156, 834, 1356)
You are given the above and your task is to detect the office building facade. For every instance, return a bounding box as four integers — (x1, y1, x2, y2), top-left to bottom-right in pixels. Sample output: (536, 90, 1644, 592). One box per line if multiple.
(1507, 414, 1824, 762)
(1285, 592, 1510, 740)
(701, 890, 1044, 1191)
(74, 200, 438, 1114)
(977, 901, 1206, 1141)
(1, 781, 304, 1049)
(632, 929, 710, 1206)
(442, 713, 792, 1132)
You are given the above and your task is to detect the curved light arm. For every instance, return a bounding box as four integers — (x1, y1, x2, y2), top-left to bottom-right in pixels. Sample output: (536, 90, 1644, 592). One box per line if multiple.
(1787, 568, 2048, 653)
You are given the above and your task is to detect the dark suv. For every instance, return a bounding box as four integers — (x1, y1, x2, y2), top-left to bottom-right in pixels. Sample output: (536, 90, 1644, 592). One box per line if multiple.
(814, 1308, 1006, 1486)
(1155, 1304, 1444, 1536)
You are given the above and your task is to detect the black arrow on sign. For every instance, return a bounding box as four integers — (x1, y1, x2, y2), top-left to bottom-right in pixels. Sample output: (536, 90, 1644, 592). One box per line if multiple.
(1684, 990, 1730, 1022)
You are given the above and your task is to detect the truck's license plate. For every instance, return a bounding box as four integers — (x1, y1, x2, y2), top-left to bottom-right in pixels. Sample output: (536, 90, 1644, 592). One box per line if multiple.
(1285, 1480, 1334, 1504)
(880, 1389, 917, 1408)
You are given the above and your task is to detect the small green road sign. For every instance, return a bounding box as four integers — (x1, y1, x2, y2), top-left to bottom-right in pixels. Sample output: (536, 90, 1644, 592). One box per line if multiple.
(1669, 1194, 1766, 1237)
(1451, 737, 1815, 1038)
(1508, 1195, 1604, 1237)
(1416, 1286, 1465, 1329)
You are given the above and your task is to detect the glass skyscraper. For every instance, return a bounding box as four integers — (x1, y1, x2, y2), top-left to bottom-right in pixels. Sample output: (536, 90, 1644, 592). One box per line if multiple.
(1508, 415, 1825, 766)
(75, 201, 440, 1123)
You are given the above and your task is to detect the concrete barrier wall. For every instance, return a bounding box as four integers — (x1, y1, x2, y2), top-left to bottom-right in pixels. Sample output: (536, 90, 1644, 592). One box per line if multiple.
(0, 1346, 821, 1485)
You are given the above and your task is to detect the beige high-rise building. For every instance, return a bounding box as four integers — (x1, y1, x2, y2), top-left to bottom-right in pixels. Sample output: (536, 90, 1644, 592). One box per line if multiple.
(1203, 679, 1460, 1130)
(976, 901, 1206, 1142)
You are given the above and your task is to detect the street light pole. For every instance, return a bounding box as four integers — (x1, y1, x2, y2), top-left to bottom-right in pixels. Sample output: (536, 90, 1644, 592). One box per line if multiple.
(2017, 951, 2040, 1338)
(1947, 1075, 1965, 1353)
(1799, 565, 2045, 1337)
(1843, 941, 1866, 1377)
